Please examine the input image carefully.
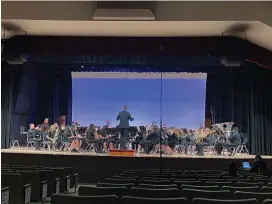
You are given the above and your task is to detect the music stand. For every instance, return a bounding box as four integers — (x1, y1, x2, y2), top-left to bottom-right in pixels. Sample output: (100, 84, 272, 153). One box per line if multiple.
(129, 126, 138, 137)
(139, 126, 146, 132)
(77, 126, 88, 135)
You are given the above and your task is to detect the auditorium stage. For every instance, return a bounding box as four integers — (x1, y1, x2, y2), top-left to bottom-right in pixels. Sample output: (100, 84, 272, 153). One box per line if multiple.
(2, 149, 272, 183)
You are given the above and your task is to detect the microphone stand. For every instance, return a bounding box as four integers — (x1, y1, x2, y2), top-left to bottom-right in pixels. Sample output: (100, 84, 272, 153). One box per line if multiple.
(159, 71, 165, 177)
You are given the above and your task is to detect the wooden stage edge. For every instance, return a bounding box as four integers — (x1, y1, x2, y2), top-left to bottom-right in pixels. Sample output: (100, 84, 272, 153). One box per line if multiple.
(2, 148, 272, 183)
(2, 148, 272, 159)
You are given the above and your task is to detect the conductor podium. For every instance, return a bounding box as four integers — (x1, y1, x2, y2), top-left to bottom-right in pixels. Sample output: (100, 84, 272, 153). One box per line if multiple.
(109, 149, 135, 157)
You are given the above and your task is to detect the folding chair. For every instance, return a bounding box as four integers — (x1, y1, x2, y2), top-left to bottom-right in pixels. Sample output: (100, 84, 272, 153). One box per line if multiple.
(237, 133, 249, 154)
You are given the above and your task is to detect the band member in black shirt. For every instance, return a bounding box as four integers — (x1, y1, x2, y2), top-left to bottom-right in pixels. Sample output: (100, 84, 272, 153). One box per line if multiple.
(133, 130, 146, 152)
(195, 128, 216, 156)
(216, 127, 241, 156)
(52, 124, 65, 150)
(28, 123, 41, 150)
(166, 128, 179, 153)
(143, 128, 160, 154)
(28, 123, 37, 139)
(101, 121, 114, 150)
(86, 124, 103, 153)
(41, 118, 49, 131)
(41, 118, 50, 141)
(43, 123, 57, 150)
(117, 105, 134, 150)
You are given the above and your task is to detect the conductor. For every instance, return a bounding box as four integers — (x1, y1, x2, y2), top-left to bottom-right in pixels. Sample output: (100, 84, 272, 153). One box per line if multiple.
(117, 105, 134, 149)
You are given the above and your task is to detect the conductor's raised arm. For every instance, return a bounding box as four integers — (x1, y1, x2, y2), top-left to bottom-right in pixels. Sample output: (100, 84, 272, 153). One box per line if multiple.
(117, 112, 120, 121)
(128, 113, 134, 121)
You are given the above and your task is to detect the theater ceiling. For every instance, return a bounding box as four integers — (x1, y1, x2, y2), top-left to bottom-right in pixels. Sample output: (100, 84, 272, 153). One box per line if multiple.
(2, 1, 272, 51)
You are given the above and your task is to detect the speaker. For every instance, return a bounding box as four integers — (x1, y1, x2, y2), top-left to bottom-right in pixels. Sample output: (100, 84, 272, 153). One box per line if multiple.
(220, 56, 241, 67)
(6, 54, 27, 65)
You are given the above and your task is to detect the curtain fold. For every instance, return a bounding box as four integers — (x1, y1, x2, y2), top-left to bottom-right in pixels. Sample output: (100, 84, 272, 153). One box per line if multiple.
(1, 63, 24, 148)
(33, 67, 72, 125)
(206, 64, 272, 155)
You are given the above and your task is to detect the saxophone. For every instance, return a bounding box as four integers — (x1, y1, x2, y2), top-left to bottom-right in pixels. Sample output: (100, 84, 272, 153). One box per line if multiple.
(94, 129, 101, 139)
(52, 128, 60, 143)
(195, 128, 206, 143)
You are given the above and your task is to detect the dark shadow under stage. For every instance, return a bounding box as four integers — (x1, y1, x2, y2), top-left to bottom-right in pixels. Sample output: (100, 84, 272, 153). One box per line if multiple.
(2, 149, 272, 183)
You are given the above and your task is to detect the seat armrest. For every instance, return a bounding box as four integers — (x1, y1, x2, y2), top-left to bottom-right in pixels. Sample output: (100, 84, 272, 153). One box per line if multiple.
(1, 187, 10, 204)
(40, 181, 47, 201)
(74, 173, 79, 192)
(54, 178, 60, 194)
(22, 184, 31, 204)
(65, 176, 70, 194)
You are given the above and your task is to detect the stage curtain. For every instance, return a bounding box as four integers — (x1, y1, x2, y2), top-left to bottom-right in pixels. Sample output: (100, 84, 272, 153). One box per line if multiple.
(1, 63, 24, 148)
(33, 67, 72, 125)
(207, 64, 272, 155)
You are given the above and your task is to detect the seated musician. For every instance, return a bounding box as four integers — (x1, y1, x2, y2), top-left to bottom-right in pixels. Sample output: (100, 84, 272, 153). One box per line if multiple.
(28, 123, 37, 141)
(96, 127, 110, 152)
(143, 126, 160, 154)
(184, 129, 196, 154)
(28, 123, 42, 150)
(44, 123, 58, 146)
(52, 124, 65, 150)
(161, 124, 168, 137)
(56, 125, 78, 151)
(163, 128, 179, 154)
(101, 121, 114, 151)
(69, 125, 83, 152)
(41, 118, 50, 141)
(178, 128, 187, 145)
(216, 127, 241, 156)
(168, 128, 179, 149)
(133, 130, 146, 152)
(195, 128, 216, 156)
(86, 124, 103, 153)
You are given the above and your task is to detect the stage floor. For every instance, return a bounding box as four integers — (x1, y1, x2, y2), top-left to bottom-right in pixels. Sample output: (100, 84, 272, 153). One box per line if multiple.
(2, 148, 272, 159)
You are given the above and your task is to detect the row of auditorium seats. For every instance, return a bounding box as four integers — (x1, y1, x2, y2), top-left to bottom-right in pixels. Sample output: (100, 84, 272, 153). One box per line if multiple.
(1, 164, 78, 204)
(51, 169, 272, 204)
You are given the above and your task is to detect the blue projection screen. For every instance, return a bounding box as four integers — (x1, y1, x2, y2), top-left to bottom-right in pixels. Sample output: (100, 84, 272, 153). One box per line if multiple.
(72, 72, 207, 129)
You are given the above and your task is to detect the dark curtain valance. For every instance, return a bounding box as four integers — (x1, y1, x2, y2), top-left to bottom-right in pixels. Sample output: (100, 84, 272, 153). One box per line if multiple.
(31, 55, 221, 69)
(5, 36, 272, 67)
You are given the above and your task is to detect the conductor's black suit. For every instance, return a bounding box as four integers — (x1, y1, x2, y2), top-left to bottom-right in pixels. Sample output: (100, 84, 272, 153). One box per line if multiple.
(117, 110, 134, 149)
